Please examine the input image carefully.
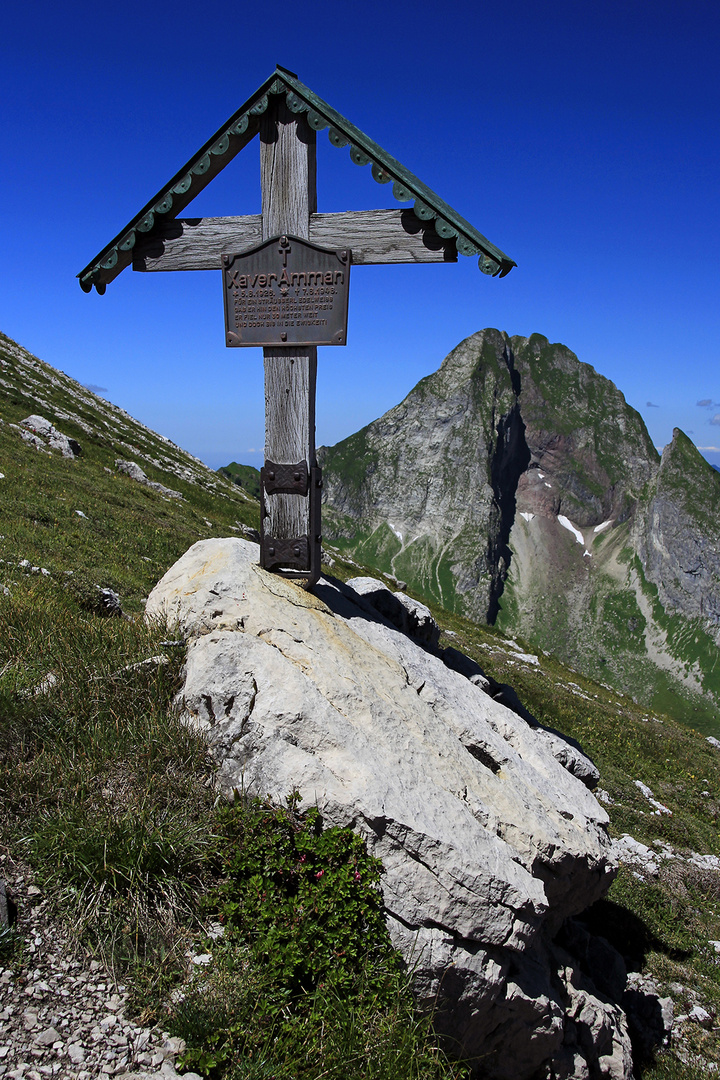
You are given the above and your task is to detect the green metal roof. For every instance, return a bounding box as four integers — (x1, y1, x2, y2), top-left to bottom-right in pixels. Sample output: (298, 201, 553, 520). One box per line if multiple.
(78, 66, 516, 293)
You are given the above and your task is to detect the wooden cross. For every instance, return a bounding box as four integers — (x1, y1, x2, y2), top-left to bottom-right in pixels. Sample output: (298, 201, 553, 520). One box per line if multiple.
(259, 100, 321, 584)
(78, 68, 515, 587)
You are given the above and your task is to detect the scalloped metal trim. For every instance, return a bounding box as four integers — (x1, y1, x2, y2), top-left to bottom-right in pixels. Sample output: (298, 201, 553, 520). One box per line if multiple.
(79, 66, 515, 293)
(78, 84, 265, 292)
(274, 79, 515, 276)
(307, 109, 328, 131)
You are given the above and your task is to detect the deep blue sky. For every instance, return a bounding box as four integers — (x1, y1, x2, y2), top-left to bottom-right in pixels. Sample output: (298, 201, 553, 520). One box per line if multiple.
(2, 1, 719, 470)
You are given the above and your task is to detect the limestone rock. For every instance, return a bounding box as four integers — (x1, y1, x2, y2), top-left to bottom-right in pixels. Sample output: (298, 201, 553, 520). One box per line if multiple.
(624, 972, 675, 1058)
(535, 727, 600, 791)
(552, 944, 634, 1080)
(233, 522, 261, 543)
(35, 1026, 62, 1046)
(116, 459, 183, 500)
(147, 538, 629, 1078)
(20, 414, 81, 458)
(346, 575, 440, 647)
(442, 646, 600, 790)
(95, 585, 124, 618)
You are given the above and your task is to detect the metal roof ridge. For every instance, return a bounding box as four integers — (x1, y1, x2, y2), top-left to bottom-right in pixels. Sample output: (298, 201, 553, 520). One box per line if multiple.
(274, 68, 515, 277)
(78, 67, 515, 293)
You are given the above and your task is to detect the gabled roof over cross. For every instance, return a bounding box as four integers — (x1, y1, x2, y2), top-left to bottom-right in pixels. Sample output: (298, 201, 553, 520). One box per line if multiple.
(78, 65, 516, 293)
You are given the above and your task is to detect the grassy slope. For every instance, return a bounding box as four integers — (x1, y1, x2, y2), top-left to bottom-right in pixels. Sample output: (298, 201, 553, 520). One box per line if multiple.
(0, 330, 260, 609)
(2, 331, 720, 1077)
(217, 461, 261, 501)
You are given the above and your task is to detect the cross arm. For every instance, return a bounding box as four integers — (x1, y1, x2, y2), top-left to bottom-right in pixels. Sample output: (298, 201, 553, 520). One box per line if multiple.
(131, 208, 457, 271)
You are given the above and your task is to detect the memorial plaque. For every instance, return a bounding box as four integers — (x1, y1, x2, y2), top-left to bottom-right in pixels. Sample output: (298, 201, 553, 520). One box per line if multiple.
(222, 234, 350, 347)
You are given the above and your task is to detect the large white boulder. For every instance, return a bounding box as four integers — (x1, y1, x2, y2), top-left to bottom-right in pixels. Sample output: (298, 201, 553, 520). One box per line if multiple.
(147, 538, 631, 1079)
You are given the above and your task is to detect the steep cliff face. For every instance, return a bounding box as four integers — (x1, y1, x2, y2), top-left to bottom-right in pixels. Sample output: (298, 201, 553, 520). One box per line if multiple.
(510, 334, 659, 526)
(320, 332, 720, 725)
(319, 330, 528, 619)
(636, 429, 720, 632)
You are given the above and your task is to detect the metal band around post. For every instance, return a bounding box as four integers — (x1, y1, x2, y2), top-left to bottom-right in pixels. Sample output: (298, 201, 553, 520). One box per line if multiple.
(259, 465, 322, 586)
(261, 534, 310, 571)
(261, 459, 309, 496)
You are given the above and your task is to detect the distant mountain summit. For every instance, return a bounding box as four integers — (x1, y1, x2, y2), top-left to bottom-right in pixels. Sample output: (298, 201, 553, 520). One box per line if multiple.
(319, 330, 720, 725)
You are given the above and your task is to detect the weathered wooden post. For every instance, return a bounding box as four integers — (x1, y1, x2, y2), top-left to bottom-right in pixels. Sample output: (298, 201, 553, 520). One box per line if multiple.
(79, 66, 515, 587)
(259, 99, 321, 581)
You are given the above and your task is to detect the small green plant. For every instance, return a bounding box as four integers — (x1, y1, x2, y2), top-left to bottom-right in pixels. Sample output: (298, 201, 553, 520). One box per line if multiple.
(212, 792, 401, 998)
(172, 793, 465, 1080)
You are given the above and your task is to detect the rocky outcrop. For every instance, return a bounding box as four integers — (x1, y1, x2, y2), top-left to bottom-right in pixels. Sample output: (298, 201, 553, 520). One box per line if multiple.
(115, 459, 183, 500)
(147, 538, 633, 1079)
(319, 330, 720, 723)
(635, 429, 720, 633)
(346, 575, 440, 648)
(17, 414, 81, 458)
(0, 330, 240, 501)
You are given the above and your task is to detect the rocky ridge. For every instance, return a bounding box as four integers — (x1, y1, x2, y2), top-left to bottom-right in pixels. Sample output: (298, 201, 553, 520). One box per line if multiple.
(0, 332, 246, 504)
(318, 330, 720, 725)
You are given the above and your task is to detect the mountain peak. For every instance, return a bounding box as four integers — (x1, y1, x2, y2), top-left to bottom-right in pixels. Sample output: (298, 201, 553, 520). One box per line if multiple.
(320, 331, 720, 724)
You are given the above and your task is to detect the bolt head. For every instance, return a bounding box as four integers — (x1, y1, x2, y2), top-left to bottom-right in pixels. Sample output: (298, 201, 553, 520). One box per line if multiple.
(268, 546, 275, 557)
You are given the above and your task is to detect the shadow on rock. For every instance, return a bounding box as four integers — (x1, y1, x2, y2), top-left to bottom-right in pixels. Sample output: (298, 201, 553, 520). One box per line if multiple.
(577, 897, 691, 972)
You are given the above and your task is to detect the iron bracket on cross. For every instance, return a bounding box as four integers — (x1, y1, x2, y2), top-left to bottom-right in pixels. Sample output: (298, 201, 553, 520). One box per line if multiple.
(260, 463, 322, 581)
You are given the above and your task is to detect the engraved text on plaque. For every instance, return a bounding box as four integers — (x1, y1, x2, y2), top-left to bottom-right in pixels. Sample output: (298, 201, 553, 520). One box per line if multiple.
(222, 234, 351, 347)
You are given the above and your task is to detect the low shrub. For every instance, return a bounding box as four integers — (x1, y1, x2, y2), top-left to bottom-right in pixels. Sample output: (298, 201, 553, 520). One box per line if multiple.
(171, 793, 465, 1080)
